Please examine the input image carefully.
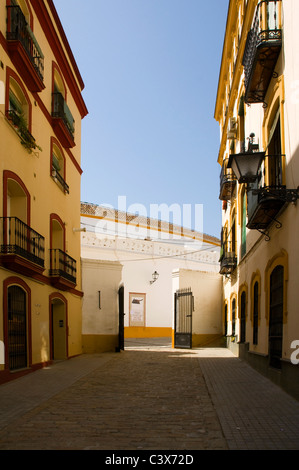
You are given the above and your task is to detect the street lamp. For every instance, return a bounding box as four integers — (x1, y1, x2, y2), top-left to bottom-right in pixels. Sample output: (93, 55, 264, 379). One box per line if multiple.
(227, 133, 299, 204)
(150, 271, 159, 284)
(228, 151, 265, 184)
(228, 134, 265, 184)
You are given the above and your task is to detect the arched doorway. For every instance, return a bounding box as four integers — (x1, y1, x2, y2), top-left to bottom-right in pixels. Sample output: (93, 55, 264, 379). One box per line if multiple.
(269, 265, 284, 369)
(7, 285, 27, 370)
(224, 303, 228, 336)
(240, 291, 246, 343)
(50, 296, 67, 361)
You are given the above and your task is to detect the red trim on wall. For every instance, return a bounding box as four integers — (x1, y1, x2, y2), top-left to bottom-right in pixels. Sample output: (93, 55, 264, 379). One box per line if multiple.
(0, 31, 6, 50)
(65, 148, 83, 175)
(6, 66, 33, 131)
(2, 29, 83, 175)
(30, 0, 88, 119)
(45, 0, 85, 91)
(31, 92, 83, 175)
(2, 276, 32, 371)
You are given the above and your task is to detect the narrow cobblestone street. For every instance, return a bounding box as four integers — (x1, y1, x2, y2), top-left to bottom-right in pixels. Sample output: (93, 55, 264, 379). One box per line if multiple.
(0, 339, 298, 451)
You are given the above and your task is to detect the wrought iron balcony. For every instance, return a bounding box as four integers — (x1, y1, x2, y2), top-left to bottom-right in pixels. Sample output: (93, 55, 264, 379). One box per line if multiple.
(242, 0, 282, 105)
(6, 5, 44, 92)
(52, 168, 70, 194)
(7, 109, 39, 152)
(219, 164, 237, 201)
(49, 249, 77, 290)
(247, 183, 288, 234)
(52, 92, 75, 148)
(0, 217, 45, 276)
(219, 241, 237, 275)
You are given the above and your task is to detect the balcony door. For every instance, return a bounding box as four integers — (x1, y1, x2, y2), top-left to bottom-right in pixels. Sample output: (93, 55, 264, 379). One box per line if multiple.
(6, 176, 28, 223)
(50, 216, 65, 278)
(268, 114, 282, 187)
(2, 173, 30, 253)
(51, 217, 64, 251)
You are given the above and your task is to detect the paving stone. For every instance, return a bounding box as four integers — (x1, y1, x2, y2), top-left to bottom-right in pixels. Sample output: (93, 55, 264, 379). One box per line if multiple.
(0, 339, 298, 450)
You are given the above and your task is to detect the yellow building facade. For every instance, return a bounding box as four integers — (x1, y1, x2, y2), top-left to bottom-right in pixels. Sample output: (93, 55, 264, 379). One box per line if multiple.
(0, 0, 87, 383)
(215, 0, 299, 399)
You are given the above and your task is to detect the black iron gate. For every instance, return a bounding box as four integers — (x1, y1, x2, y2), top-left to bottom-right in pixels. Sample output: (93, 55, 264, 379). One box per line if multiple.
(117, 285, 125, 352)
(8, 286, 27, 370)
(174, 288, 194, 349)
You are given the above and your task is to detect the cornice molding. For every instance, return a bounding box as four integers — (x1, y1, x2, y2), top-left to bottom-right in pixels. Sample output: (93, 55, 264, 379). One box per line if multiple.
(30, 0, 88, 119)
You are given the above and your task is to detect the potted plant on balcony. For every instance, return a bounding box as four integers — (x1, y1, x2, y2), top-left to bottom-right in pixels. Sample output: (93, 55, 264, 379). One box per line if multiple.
(16, 112, 42, 154)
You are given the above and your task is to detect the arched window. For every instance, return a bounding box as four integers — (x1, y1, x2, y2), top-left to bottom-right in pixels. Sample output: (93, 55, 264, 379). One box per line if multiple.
(253, 281, 259, 345)
(269, 265, 284, 369)
(251, 270, 261, 347)
(51, 64, 75, 147)
(13, 0, 32, 26)
(7, 75, 30, 132)
(3, 170, 30, 223)
(240, 188, 247, 258)
(6, 0, 44, 89)
(5, 68, 38, 152)
(53, 64, 66, 99)
(49, 214, 76, 288)
(51, 138, 69, 193)
(232, 298, 236, 336)
(224, 302, 228, 336)
(231, 208, 236, 258)
(265, 250, 288, 368)
(267, 112, 282, 187)
(240, 291, 246, 343)
(50, 214, 65, 252)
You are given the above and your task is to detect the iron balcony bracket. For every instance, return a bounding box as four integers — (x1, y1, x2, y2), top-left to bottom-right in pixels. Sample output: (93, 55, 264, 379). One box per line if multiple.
(255, 228, 271, 242)
(252, 187, 299, 204)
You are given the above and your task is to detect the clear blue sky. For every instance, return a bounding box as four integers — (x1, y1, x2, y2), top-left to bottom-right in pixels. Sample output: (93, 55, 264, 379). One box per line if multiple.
(54, 0, 229, 238)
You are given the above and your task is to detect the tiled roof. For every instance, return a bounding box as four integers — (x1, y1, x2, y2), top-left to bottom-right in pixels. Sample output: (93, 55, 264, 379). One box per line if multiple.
(80, 201, 220, 246)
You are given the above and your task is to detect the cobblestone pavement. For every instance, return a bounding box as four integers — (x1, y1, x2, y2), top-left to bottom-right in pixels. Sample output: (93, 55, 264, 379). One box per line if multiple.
(0, 338, 298, 451)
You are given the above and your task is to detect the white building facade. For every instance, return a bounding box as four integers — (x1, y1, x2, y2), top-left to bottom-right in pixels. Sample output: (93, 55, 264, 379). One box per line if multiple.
(80, 202, 222, 352)
(215, 0, 299, 400)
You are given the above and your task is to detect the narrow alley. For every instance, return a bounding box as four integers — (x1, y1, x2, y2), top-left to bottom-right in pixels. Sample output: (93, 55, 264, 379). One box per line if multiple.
(0, 339, 298, 452)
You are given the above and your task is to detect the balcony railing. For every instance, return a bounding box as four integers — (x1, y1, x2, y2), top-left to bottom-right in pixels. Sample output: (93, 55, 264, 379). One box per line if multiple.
(7, 109, 39, 152)
(6, 5, 44, 84)
(219, 164, 237, 201)
(242, 0, 282, 105)
(52, 92, 75, 139)
(52, 168, 70, 194)
(49, 249, 77, 286)
(0, 217, 45, 268)
(247, 182, 287, 232)
(219, 241, 237, 275)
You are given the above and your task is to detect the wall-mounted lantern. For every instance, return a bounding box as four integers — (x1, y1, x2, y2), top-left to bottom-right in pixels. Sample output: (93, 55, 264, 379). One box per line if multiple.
(150, 271, 159, 284)
(228, 134, 265, 184)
